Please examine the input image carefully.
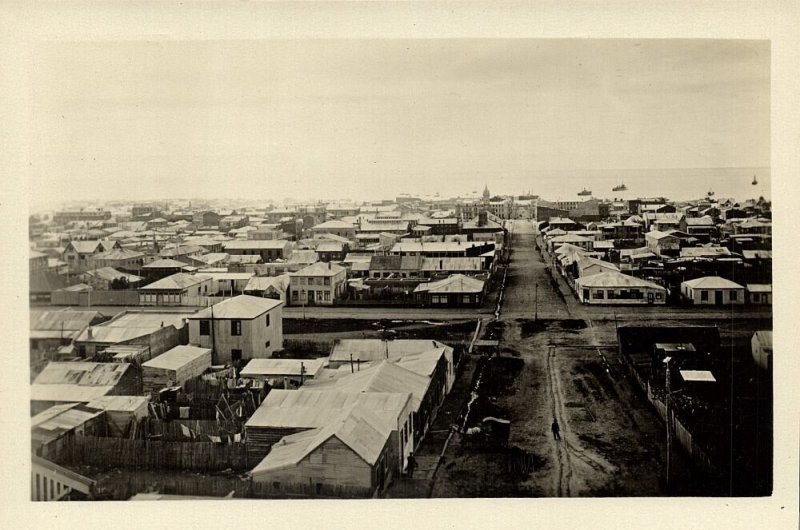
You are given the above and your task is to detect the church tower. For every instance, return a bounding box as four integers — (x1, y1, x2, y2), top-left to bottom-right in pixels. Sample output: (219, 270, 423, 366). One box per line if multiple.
(482, 184, 490, 200)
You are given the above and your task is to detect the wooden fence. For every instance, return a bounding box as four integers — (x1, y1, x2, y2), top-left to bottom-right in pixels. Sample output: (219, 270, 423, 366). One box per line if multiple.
(92, 473, 374, 500)
(51, 289, 139, 306)
(49, 436, 248, 472)
(628, 358, 719, 476)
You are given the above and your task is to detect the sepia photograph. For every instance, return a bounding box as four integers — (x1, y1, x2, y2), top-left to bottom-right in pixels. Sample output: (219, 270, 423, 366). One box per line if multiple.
(4, 2, 798, 529)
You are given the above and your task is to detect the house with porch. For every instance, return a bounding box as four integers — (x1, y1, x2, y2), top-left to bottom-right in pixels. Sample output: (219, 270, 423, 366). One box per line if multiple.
(575, 271, 667, 305)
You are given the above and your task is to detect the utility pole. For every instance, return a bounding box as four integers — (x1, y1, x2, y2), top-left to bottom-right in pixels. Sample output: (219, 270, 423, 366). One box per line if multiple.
(210, 303, 217, 364)
(664, 356, 672, 494)
(534, 283, 539, 321)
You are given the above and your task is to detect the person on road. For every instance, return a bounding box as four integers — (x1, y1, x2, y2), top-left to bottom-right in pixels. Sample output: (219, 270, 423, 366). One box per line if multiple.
(406, 452, 418, 478)
(551, 419, 561, 441)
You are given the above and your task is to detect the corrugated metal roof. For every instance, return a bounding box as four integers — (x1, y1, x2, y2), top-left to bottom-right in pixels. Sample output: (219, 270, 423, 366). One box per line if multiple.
(645, 230, 677, 241)
(139, 273, 210, 290)
(577, 257, 619, 274)
(34, 362, 131, 386)
(189, 295, 282, 320)
(246, 390, 410, 429)
(306, 362, 429, 409)
(30, 310, 100, 333)
(682, 276, 744, 289)
(244, 274, 290, 293)
(75, 311, 193, 344)
(32, 404, 105, 446)
(142, 258, 191, 269)
(575, 271, 666, 290)
(93, 248, 145, 260)
(329, 339, 448, 363)
(414, 274, 485, 294)
(240, 358, 324, 378)
(31, 384, 115, 403)
(142, 345, 211, 371)
(85, 267, 143, 283)
(391, 348, 448, 378)
(291, 262, 346, 277)
(251, 404, 392, 475)
(86, 395, 150, 412)
(312, 220, 355, 230)
(224, 240, 290, 250)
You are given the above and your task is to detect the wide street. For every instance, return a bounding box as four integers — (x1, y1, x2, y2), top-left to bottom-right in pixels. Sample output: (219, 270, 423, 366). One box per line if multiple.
(432, 219, 698, 496)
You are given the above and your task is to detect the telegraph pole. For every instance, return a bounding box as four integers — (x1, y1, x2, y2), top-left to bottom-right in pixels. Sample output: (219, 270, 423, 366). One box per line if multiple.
(664, 356, 672, 493)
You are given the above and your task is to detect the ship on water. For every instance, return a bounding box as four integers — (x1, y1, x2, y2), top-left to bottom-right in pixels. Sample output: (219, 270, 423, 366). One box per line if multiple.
(577, 188, 592, 196)
(612, 182, 628, 192)
(752, 174, 758, 186)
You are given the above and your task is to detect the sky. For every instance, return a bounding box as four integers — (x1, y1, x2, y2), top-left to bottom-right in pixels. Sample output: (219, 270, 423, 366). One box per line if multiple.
(27, 39, 770, 206)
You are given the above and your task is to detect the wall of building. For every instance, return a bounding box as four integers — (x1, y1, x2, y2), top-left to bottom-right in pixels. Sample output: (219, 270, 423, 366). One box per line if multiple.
(682, 286, 746, 305)
(253, 437, 376, 491)
(577, 286, 667, 305)
(188, 307, 283, 364)
(289, 271, 347, 306)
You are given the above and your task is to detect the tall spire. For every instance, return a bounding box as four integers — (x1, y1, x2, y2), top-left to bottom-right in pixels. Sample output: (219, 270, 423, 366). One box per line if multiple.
(482, 184, 490, 200)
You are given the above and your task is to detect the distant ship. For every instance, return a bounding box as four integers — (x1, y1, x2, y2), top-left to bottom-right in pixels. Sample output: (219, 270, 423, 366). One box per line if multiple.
(612, 183, 628, 192)
(752, 174, 758, 186)
(707, 189, 715, 197)
(577, 188, 592, 196)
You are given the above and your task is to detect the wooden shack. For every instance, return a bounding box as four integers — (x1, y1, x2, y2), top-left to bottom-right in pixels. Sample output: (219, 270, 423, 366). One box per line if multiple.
(141, 345, 212, 394)
(250, 404, 394, 497)
(86, 395, 150, 436)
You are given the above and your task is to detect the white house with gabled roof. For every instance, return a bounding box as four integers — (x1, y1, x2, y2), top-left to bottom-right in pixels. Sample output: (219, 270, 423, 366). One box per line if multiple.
(188, 294, 284, 364)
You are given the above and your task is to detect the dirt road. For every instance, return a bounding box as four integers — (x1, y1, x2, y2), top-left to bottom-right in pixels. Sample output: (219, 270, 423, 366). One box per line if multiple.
(432, 220, 696, 497)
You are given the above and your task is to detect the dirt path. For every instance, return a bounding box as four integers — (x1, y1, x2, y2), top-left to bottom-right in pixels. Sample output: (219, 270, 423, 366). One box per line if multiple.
(546, 346, 573, 496)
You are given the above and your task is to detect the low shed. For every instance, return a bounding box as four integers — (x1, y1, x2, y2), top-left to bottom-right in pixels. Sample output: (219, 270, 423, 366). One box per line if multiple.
(239, 358, 324, 388)
(86, 395, 150, 436)
(141, 345, 212, 393)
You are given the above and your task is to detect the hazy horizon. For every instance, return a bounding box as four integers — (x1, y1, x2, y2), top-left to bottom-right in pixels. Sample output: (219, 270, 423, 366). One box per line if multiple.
(27, 39, 770, 208)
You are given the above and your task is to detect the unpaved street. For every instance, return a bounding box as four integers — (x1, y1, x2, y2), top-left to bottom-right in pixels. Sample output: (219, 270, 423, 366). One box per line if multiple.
(432, 220, 697, 497)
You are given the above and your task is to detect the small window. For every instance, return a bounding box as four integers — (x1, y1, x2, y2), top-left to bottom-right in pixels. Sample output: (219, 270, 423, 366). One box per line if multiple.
(700, 290, 709, 301)
(324, 291, 330, 302)
(231, 320, 242, 336)
(594, 290, 604, 300)
(265, 341, 270, 349)
(199, 320, 210, 336)
(730, 290, 738, 301)
(315, 482, 323, 495)
(292, 290, 299, 301)
(231, 349, 242, 362)
(265, 313, 270, 327)
(272, 481, 281, 490)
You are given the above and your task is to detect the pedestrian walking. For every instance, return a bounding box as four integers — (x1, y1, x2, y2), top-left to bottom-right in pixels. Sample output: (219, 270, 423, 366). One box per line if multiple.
(406, 452, 418, 478)
(551, 418, 561, 441)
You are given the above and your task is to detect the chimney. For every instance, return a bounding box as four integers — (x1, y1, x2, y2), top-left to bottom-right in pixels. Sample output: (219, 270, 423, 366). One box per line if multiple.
(87, 327, 93, 339)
